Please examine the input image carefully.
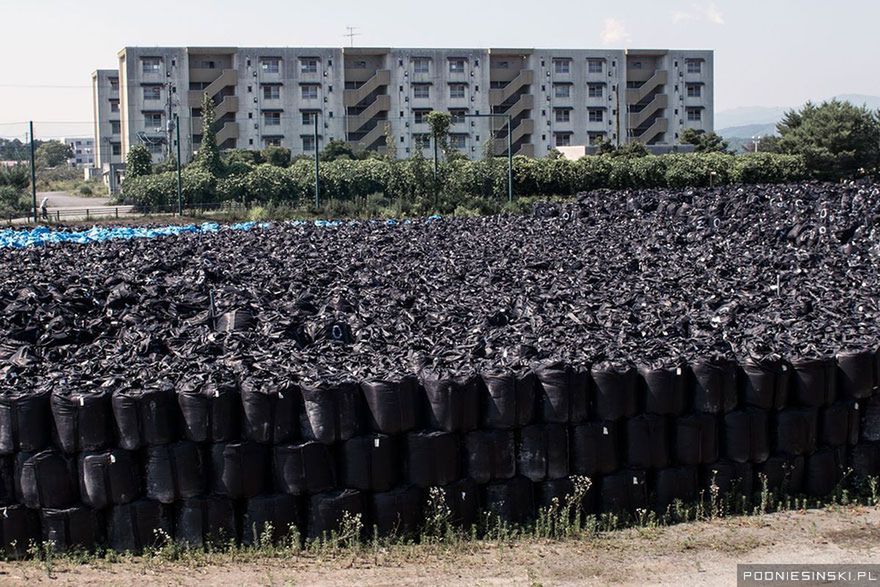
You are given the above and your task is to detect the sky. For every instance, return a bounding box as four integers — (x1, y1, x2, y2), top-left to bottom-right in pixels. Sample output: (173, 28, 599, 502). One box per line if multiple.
(0, 0, 878, 139)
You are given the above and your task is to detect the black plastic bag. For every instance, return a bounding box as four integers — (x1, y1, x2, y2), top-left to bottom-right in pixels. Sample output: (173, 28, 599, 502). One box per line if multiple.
(804, 446, 846, 497)
(0, 505, 40, 558)
(820, 400, 860, 447)
(51, 389, 113, 454)
(360, 376, 420, 435)
(239, 377, 297, 445)
(15, 449, 78, 509)
(691, 360, 738, 414)
(463, 429, 515, 485)
(480, 370, 536, 429)
(210, 441, 268, 499)
(440, 477, 479, 528)
(79, 449, 141, 509)
(177, 377, 240, 443)
(339, 434, 399, 492)
(369, 485, 424, 537)
(483, 476, 534, 524)
(590, 363, 637, 421)
(739, 358, 789, 411)
(790, 357, 837, 408)
(774, 408, 818, 456)
(145, 441, 206, 504)
(674, 413, 718, 466)
(701, 460, 753, 497)
(306, 488, 364, 540)
(863, 396, 880, 442)
(273, 441, 336, 495)
(242, 494, 302, 546)
(107, 499, 172, 553)
(0, 457, 14, 505)
(420, 371, 480, 433)
(41, 506, 102, 552)
(175, 496, 237, 547)
(535, 476, 595, 515)
(0, 390, 51, 454)
(517, 424, 569, 482)
(723, 408, 770, 464)
(850, 442, 880, 480)
(640, 364, 687, 416)
(112, 386, 178, 450)
(654, 466, 698, 513)
(626, 414, 670, 470)
(405, 431, 459, 488)
(571, 421, 619, 475)
(599, 468, 647, 513)
(836, 349, 879, 400)
(297, 380, 363, 444)
(757, 454, 805, 494)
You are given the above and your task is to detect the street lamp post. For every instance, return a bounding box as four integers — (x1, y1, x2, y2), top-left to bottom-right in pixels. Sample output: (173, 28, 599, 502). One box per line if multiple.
(464, 113, 514, 203)
(751, 135, 761, 153)
(174, 114, 183, 216)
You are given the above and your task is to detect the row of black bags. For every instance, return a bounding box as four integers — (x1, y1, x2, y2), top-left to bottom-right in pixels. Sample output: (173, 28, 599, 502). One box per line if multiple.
(2, 350, 878, 454)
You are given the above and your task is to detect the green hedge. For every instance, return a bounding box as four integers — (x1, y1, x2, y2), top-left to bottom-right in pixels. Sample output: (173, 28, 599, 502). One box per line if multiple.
(121, 152, 810, 211)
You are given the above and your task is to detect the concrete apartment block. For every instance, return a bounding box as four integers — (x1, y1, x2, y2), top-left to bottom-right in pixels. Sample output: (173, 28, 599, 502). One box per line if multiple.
(100, 46, 713, 165)
(61, 137, 95, 167)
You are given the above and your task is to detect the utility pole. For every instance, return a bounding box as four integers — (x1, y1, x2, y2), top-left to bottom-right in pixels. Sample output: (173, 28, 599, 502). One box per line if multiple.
(175, 114, 183, 216)
(314, 114, 320, 208)
(28, 121, 37, 223)
(344, 26, 361, 48)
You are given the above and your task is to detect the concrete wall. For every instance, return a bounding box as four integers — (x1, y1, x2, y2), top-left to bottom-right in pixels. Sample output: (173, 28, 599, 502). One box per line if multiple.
(91, 69, 121, 168)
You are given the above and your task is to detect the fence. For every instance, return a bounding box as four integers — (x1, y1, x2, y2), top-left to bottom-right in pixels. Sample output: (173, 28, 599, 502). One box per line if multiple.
(0, 349, 878, 555)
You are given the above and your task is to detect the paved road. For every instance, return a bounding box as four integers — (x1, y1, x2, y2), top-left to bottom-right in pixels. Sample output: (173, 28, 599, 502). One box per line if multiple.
(7, 191, 131, 224)
(37, 190, 111, 209)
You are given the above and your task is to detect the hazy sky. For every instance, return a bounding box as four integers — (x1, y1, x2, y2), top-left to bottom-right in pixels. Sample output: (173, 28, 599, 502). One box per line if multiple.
(1, 0, 878, 139)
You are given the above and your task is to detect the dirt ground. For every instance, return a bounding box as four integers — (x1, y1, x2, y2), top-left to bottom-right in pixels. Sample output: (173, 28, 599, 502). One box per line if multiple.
(0, 505, 877, 586)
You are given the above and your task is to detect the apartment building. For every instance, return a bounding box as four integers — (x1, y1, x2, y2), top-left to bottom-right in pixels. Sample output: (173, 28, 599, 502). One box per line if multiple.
(101, 46, 713, 164)
(61, 137, 95, 167)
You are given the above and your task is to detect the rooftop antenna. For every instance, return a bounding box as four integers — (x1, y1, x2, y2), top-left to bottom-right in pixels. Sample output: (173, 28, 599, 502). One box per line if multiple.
(344, 26, 361, 48)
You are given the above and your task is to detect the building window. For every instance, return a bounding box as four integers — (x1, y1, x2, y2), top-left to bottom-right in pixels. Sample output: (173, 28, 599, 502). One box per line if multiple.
(109, 77, 119, 91)
(142, 58, 161, 74)
(263, 112, 281, 126)
(110, 121, 121, 134)
(449, 109, 467, 124)
(146, 143, 163, 154)
(496, 60, 509, 69)
(553, 59, 571, 74)
(554, 108, 571, 123)
(588, 83, 604, 98)
(300, 58, 318, 74)
(143, 86, 161, 100)
(449, 58, 466, 73)
(413, 84, 430, 99)
(144, 112, 163, 129)
(413, 109, 430, 124)
(301, 85, 319, 99)
(588, 108, 604, 122)
(588, 131, 607, 145)
(111, 143, 121, 156)
(687, 107, 702, 121)
(413, 58, 430, 73)
(262, 84, 281, 100)
(554, 132, 572, 147)
(587, 59, 604, 74)
(449, 84, 466, 99)
(686, 59, 702, 74)
(263, 137, 281, 147)
(414, 134, 431, 149)
(302, 135, 315, 151)
(554, 84, 571, 98)
(110, 99, 119, 112)
(302, 111, 318, 125)
(631, 61, 643, 70)
(449, 134, 466, 149)
(261, 58, 281, 73)
(686, 83, 702, 98)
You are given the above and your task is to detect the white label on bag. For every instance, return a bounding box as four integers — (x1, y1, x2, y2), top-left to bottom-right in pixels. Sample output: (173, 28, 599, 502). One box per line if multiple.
(855, 402, 859, 410)
(110, 454, 116, 464)
(676, 367, 682, 376)
(79, 396, 85, 406)
(461, 491, 467, 500)
(374, 438, 380, 448)
(602, 426, 609, 435)
(633, 476, 638, 485)
(215, 389, 220, 398)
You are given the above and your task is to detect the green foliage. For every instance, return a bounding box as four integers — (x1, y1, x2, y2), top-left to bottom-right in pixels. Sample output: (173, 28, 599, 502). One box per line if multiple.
(125, 145, 153, 179)
(261, 146, 291, 167)
(426, 111, 452, 159)
(776, 99, 880, 179)
(194, 93, 223, 176)
(121, 167, 217, 210)
(732, 152, 808, 184)
(680, 129, 730, 153)
(0, 138, 40, 161)
(320, 140, 361, 162)
(612, 141, 649, 158)
(0, 185, 28, 217)
(35, 141, 73, 168)
(154, 154, 178, 174)
(0, 165, 31, 191)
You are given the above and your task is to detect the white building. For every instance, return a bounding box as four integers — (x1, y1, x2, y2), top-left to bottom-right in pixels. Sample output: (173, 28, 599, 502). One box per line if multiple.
(62, 137, 96, 167)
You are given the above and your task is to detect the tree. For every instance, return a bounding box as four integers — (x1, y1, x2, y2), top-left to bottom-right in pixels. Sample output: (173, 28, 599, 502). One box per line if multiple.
(613, 141, 649, 158)
(775, 99, 880, 179)
(680, 129, 730, 153)
(426, 111, 451, 171)
(383, 122, 397, 160)
(262, 146, 291, 167)
(320, 140, 359, 162)
(195, 93, 223, 176)
(592, 136, 616, 155)
(126, 145, 153, 179)
(35, 141, 73, 168)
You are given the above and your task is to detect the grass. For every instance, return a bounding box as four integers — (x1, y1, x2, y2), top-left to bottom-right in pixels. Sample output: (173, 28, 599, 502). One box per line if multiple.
(11, 472, 880, 578)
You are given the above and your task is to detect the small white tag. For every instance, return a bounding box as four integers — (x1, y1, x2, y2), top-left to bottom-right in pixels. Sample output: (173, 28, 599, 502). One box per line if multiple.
(2, 508, 6, 519)
(855, 402, 859, 410)
(781, 365, 788, 372)
(278, 392, 284, 399)
(461, 491, 467, 500)
(109, 454, 116, 464)
(676, 367, 682, 376)
(215, 389, 220, 398)
(374, 438, 380, 448)
(79, 396, 85, 407)
(632, 476, 638, 485)
(602, 426, 609, 435)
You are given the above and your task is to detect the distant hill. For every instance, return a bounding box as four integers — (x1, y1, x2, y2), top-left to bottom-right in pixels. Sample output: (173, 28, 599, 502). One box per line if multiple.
(717, 94, 880, 149)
